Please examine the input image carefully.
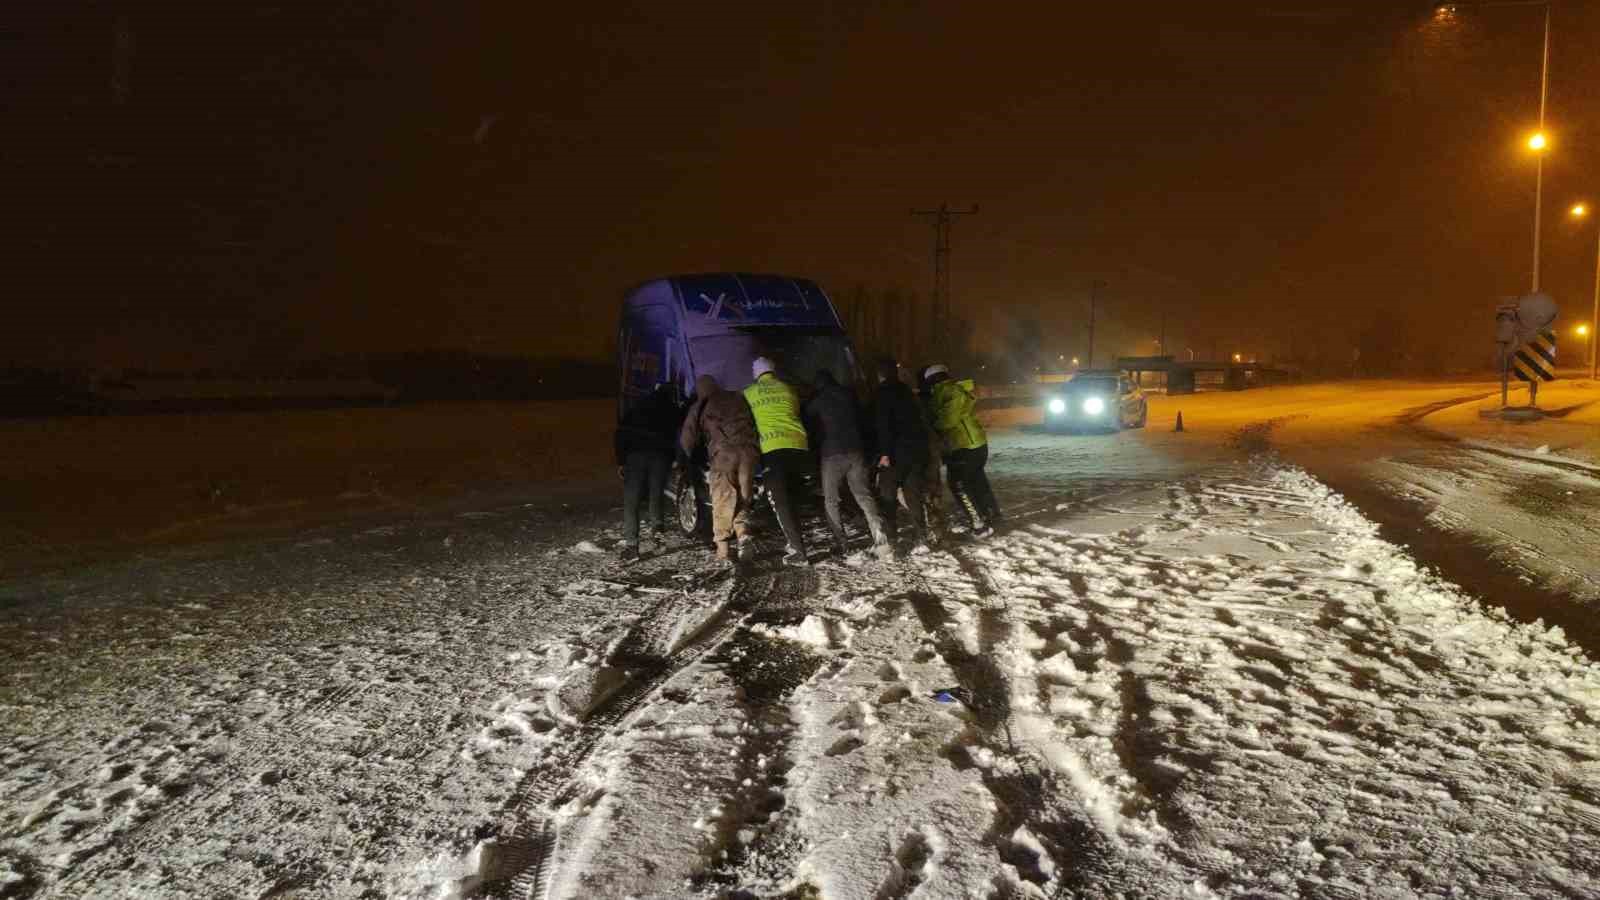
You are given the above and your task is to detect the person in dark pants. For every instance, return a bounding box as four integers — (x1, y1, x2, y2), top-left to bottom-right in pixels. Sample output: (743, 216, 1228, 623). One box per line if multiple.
(805, 369, 890, 559)
(924, 364, 1002, 537)
(874, 358, 933, 547)
(614, 382, 681, 560)
(743, 357, 811, 566)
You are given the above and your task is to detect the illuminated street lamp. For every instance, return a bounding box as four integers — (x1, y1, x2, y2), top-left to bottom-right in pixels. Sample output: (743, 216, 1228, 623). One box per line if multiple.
(1570, 200, 1600, 379)
(1232, 352, 1243, 363)
(1437, 2, 1553, 292)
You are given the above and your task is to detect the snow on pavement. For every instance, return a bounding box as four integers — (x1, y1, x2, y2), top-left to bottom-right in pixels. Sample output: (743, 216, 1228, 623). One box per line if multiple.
(4, 446, 1600, 898)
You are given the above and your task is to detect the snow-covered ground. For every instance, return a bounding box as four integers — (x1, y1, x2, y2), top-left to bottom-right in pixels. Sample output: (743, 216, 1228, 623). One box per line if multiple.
(6, 406, 1600, 899)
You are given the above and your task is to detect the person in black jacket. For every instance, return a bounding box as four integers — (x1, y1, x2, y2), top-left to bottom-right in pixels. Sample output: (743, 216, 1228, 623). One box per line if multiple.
(874, 358, 933, 547)
(614, 382, 682, 560)
(805, 369, 891, 559)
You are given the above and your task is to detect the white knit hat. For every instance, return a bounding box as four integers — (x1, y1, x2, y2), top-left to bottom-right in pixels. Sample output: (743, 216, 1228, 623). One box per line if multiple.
(922, 363, 949, 380)
(752, 357, 777, 379)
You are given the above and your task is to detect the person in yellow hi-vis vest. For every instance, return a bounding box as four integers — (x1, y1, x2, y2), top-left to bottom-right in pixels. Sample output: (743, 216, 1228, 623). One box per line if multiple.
(744, 357, 811, 566)
(924, 363, 1002, 537)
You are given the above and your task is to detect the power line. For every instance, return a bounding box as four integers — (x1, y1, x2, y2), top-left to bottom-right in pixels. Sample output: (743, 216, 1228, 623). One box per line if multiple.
(911, 203, 978, 360)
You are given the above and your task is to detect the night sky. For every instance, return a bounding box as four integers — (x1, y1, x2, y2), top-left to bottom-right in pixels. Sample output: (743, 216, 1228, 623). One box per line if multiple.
(8, 2, 1600, 371)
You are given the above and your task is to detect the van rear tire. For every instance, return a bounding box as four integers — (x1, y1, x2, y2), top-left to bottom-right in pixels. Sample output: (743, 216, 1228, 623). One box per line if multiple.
(672, 467, 711, 538)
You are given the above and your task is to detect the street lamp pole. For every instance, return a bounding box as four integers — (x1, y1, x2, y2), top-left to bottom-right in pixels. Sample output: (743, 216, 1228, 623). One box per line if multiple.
(1531, 1, 1550, 292)
(1591, 226, 1599, 379)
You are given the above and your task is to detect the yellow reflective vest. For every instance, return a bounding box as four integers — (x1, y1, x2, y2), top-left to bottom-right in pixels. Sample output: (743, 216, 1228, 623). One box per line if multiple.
(930, 378, 986, 450)
(742, 373, 809, 453)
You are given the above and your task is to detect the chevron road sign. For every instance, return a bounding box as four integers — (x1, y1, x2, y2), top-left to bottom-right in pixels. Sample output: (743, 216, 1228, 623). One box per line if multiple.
(1512, 329, 1557, 383)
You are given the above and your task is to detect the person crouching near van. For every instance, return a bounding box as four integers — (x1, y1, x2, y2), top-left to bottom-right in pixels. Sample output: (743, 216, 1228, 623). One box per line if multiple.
(806, 369, 892, 560)
(924, 364, 1002, 538)
(744, 357, 811, 567)
(679, 374, 760, 564)
(615, 382, 682, 561)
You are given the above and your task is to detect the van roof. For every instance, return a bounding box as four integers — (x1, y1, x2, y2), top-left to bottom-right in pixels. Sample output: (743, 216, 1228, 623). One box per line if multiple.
(623, 273, 843, 333)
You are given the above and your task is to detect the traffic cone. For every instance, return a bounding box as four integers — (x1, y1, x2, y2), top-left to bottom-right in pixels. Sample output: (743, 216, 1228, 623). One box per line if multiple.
(1175, 411, 1185, 432)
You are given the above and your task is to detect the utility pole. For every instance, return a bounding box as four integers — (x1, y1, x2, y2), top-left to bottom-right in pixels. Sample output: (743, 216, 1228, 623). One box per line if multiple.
(911, 204, 978, 361)
(1087, 279, 1106, 368)
(1532, 1, 1551, 292)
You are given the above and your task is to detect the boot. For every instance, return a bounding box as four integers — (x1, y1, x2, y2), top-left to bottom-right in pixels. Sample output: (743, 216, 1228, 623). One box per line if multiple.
(782, 546, 810, 567)
(619, 544, 640, 562)
(714, 541, 732, 563)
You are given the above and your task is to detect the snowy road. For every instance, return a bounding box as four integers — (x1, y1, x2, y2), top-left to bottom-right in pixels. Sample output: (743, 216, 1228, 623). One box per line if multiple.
(5, 413, 1600, 898)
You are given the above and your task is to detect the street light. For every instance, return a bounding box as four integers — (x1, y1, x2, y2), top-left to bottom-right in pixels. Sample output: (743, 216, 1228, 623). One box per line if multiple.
(1439, 2, 1553, 292)
(1570, 200, 1600, 379)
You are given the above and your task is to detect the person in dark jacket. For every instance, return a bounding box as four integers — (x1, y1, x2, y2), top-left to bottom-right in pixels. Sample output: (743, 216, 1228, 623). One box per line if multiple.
(875, 358, 933, 546)
(679, 374, 761, 563)
(805, 369, 891, 559)
(614, 383, 682, 560)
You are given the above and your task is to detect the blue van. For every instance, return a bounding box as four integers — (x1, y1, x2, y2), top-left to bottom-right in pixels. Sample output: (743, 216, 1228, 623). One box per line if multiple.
(617, 273, 862, 535)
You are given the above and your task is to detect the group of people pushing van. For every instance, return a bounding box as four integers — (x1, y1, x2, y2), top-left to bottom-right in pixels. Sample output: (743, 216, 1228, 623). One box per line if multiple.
(612, 356, 1002, 567)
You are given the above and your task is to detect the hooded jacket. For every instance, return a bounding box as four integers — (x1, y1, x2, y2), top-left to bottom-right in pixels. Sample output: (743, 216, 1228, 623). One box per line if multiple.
(929, 377, 987, 451)
(802, 370, 865, 458)
(680, 375, 759, 461)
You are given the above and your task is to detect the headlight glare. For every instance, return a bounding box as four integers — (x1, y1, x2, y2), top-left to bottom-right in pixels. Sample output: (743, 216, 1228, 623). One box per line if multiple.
(1047, 397, 1066, 415)
(1083, 396, 1106, 415)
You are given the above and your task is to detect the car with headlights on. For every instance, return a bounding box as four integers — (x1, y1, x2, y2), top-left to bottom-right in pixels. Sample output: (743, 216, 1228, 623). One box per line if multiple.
(1042, 369, 1148, 432)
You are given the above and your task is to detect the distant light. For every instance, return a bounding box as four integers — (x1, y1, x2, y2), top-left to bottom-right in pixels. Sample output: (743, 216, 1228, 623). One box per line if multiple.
(1529, 132, 1548, 151)
(1573, 203, 1589, 218)
(1070, 357, 1080, 366)
(1047, 397, 1067, 415)
(1058, 354, 1065, 360)
(1434, 4, 1457, 20)
(1579, 324, 1591, 337)
(1233, 353, 1242, 362)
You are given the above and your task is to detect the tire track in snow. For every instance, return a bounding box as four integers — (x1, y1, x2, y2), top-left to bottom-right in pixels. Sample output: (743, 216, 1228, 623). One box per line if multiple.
(477, 567, 818, 899)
